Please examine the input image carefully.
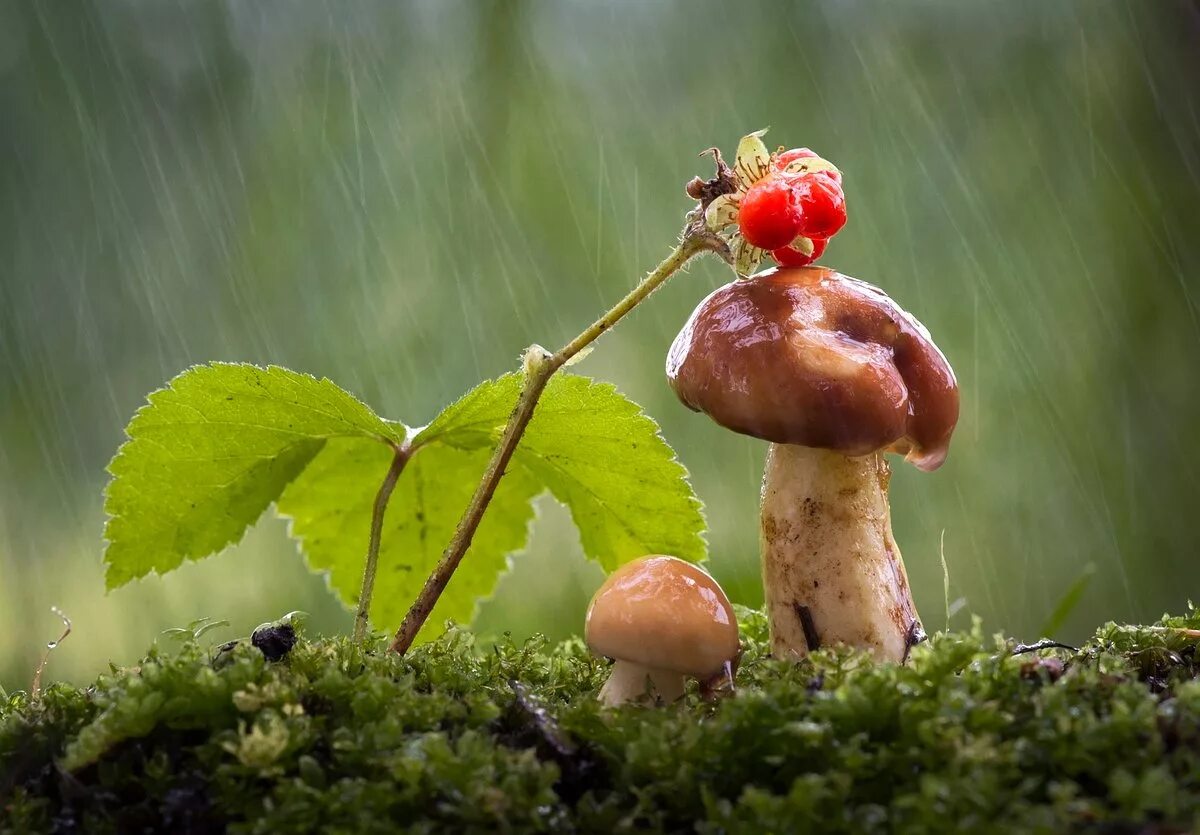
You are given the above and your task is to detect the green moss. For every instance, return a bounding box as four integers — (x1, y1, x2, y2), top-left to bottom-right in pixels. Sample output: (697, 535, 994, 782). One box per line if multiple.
(3, 608, 1200, 833)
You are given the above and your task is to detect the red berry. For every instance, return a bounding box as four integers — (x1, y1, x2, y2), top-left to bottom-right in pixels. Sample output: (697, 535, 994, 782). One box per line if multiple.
(737, 174, 803, 250)
(775, 148, 842, 184)
(771, 236, 828, 268)
(775, 147, 818, 168)
(793, 174, 847, 239)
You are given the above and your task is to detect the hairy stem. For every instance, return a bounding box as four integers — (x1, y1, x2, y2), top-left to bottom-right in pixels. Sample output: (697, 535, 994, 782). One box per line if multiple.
(354, 441, 411, 642)
(390, 220, 723, 654)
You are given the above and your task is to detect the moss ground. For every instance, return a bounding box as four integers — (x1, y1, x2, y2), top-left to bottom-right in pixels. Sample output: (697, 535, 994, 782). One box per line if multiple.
(2, 608, 1199, 834)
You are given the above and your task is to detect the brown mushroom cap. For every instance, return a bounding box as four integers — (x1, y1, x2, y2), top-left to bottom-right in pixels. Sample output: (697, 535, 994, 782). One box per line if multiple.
(585, 555, 738, 677)
(667, 266, 959, 471)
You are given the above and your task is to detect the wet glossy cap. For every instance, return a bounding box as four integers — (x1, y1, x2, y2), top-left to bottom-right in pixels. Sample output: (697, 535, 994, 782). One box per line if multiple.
(585, 555, 739, 677)
(667, 266, 959, 471)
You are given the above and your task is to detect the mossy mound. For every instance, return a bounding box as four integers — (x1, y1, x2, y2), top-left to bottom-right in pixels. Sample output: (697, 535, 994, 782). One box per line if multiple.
(3, 608, 1199, 834)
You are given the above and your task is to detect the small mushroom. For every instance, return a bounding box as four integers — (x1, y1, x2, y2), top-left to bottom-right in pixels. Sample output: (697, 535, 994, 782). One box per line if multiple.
(585, 555, 739, 706)
(667, 266, 959, 662)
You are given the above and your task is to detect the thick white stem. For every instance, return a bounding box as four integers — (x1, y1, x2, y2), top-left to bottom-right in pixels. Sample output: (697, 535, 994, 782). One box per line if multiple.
(597, 661, 686, 706)
(760, 444, 921, 662)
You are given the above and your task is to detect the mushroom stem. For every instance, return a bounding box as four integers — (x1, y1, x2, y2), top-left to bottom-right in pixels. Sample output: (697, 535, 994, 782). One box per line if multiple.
(598, 661, 686, 706)
(760, 443, 921, 662)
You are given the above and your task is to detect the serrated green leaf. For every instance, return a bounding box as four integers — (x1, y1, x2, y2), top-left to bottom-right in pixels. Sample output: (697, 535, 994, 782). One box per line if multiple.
(416, 373, 524, 450)
(277, 438, 540, 638)
(104, 362, 705, 641)
(103, 363, 403, 588)
(417, 373, 706, 571)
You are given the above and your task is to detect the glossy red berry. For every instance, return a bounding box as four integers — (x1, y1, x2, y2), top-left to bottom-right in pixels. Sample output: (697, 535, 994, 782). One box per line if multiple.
(794, 174, 847, 239)
(775, 147, 817, 168)
(775, 148, 842, 184)
(737, 174, 803, 251)
(771, 236, 828, 268)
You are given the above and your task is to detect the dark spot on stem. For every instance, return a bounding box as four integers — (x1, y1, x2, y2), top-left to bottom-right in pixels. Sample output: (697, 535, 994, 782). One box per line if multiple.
(794, 603, 821, 652)
(901, 619, 926, 665)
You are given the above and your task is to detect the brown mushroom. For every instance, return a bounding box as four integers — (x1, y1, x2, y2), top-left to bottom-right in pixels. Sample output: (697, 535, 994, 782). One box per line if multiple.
(667, 266, 959, 662)
(585, 555, 739, 705)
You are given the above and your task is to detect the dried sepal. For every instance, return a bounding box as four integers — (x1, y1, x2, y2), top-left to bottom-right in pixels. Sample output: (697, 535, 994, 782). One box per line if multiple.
(704, 193, 740, 232)
(733, 129, 771, 191)
(732, 235, 765, 277)
(788, 235, 816, 257)
(779, 156, 842, 179)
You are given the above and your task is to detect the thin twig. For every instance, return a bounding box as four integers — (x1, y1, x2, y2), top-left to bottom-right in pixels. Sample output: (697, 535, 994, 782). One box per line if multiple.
(354, 441, 411, 642)
(508, 679, 603, 803)
(1010, 639, 1079, 656)
(509, 680, 577, 758)
(390, 216, 726, 654)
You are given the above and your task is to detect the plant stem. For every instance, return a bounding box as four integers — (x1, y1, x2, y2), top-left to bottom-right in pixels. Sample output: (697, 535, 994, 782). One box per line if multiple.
(1150, 627, 1200, 639)
(354, 441, 411, 642)
(389, 219, 723, 654)
(31, 607, 71, 700)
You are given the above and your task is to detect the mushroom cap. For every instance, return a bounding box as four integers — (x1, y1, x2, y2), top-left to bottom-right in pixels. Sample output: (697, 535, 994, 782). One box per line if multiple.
(585, 555, 739, 678)
(666, 266, 959, 471)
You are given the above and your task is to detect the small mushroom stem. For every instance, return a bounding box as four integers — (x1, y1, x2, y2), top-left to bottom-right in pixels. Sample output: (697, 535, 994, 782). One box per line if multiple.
(598, 661, 686, 706)
(760, 443, 921, 662)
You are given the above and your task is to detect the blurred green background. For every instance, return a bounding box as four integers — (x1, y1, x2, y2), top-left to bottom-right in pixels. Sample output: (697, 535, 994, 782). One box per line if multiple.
(2, 0, 1198, 689)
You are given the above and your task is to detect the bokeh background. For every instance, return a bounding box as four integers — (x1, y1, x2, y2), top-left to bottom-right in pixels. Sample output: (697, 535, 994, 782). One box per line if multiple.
(2, 0, 1198, 689)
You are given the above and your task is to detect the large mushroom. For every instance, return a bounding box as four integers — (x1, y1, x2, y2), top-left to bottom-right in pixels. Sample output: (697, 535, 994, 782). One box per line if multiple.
(585, 555, 739, 705)
(667, 266, 959, 662)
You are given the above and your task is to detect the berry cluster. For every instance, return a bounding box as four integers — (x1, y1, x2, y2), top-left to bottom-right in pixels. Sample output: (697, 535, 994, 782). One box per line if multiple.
(703, 130, 848, 276)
